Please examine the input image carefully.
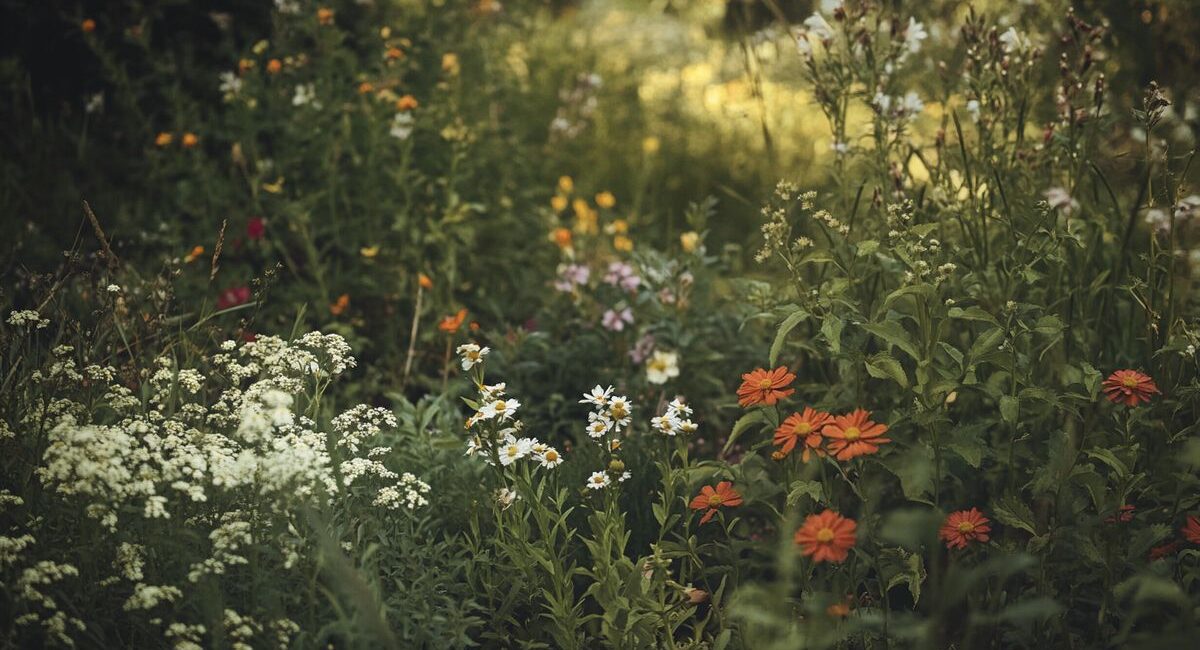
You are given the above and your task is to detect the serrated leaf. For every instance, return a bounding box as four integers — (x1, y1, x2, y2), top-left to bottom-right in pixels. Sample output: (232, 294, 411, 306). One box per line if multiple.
(878, 548, 925, 604)
(820, 316, 845, 354)
(865, 353, 909, 388)
(863, 320, 922, 361)
(991, 496, 1038, 536)
(948, 306, 998, 325)
(786, 480, 824, 507)
(883, 444, 935, 504)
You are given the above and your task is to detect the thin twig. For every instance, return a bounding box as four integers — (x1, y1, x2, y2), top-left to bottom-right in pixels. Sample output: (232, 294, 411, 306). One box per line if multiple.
(401, 283, 424, 389)
(210, 219, 227, 282)
(82, 200, 118, 269)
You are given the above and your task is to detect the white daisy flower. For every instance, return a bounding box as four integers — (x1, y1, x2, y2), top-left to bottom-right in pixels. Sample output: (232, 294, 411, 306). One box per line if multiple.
(580, 385, 613, 407)
(498, 438, 530, 466)
(666, 398, 692, 418)
(494, 487, 520, 510)
(607, 396, 632, 427)
(479, 398, 521, 422)
(651, 414, 679, 436)
(677, 419, 698, 435)
(456, 343, 489, 370)
(538, 447, 564, 468)
(618, 471, 632, 483)
(586, 415, 613, 439)
(480, 382, 507, 400)
(586, 472, 611, 489)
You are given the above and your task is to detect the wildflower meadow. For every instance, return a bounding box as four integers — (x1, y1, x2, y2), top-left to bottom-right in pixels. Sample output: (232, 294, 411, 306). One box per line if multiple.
(4, 0, 1200, 648)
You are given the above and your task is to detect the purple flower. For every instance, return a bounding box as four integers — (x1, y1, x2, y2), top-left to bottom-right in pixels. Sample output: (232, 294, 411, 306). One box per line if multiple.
(603, 261, 641, 292)
(629, 333, 656, 363)
(555, 263, 591, 292)
(601, 307, 634, 332)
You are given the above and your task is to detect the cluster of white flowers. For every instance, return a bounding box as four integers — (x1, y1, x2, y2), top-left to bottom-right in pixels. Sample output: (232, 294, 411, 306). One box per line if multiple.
(333, 405, 398, 453)
(579, 385, 634, 489)
(14, 560, 87, 645)
(124, 583, 183, 611)
(649, 398, 698, 437)
(456, 342, 489, 370)
(374, 472, 431, 510)
(7, 309, 50, 329)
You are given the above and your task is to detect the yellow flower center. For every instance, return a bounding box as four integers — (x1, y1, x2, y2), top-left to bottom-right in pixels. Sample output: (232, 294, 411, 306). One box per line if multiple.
(544, 450, 558, 462)
(708, 493, 724, 508)
(610, 404, 628, 419)
(1122, 375, 1139, 388)
(957, 521, 976, 533)
(493, 400, 506, 412)
(842, 426, 861, 441)
(816, 527, 835, 543)
(591, 475, 605, 484)
(795, 422, 812, 434)
(758, 379, 773, 389)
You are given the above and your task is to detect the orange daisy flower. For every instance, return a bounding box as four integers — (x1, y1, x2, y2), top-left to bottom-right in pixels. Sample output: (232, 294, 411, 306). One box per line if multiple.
(939, 508, 991, 550)
(418, 273, 433, 290)
(689, 481, 743, 525)
(329, 293, 350, 316)
(774, 407, 832, 461)
(1101, 369, 1160, 406)
(438, 308, 468, 333)
(794, 510, 856, 563)
(1184, 515, 1200, 545)
(736, 367, 796, 408)
(266, 59, 282, 74)
(822, 409, 890, 461)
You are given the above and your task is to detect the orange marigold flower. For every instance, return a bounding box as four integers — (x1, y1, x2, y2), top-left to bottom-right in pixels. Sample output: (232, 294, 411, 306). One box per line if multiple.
(181, 132, 199, 148)
(238, 58, 255, 74)
(386, 46, 405, 60)
(155, 132, 174, 147)
(822, 409, 890, 460)
(774, 407, 832, 461)
(358, 81, 374, 94)
(184, 245, 205, 263)
(317, 8, 334, 25)
(442, 52, 460, 75)
(613, 235, 633, 252)
(81, 19, 96, 33)
(438, 308, 468, 333)
(794, 510, 856, 563)
(736, 367, 796, 408)
(1184, 515, 1200, 545)
(329, 294, 350, 316)
(939, 508, 991, 550)
(550, 195, 568, 212)
(418, 273, 433, 290)
(396, 94, 419, 111)
(595, 191, 616, 208)
(1101, 369, 1160, 406)
(558, 175, 574, 193)
(551, 227, 572, 249)
(266, 58, 282, 74)
(689, 481, 743, 525)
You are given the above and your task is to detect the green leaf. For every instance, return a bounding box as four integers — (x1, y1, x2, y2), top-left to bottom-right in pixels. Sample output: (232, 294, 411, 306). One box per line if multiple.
(968, 327, 1004, 365)
(786, 480, 824, 507)
(883, 444, 935, 504)
(878, 548, 925, 604)
(865, 353, 909, 388)
(722, 409, 767, 455)
(1085, 448, 1130, 478)
(999, 395, 1019, 424)
(769, 307, 810, 367)
(820, 316, 845, 354)
(948, 306, 999, 325)
(991, 496, 1038, 536)
(798, 249, 836, 265)
(863, 320, 922, 361)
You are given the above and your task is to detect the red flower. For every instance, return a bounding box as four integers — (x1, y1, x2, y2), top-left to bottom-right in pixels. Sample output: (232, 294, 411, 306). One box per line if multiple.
(1149, 540, 1183, 561)
(217, 286, 251, 310)
(794, 510, 857, 563)
(736, 367, 796, 408)
(1184, 515, 1200, 545)
(774, 407, 832, 461)
(939, 508, 991, 550)
(822, 409, 891, 461)
(1101, 369, 1160, 406)
(247, 216, 266, 240)
(1104, 504, 1135, 524)
(689, 481, 743, 525)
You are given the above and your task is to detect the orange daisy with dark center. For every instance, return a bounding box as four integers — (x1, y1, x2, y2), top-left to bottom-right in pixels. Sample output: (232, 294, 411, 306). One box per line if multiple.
(1101, 369, 1160, 406)
(822, 409, 890, 461)
(689, 481, 743, 525)
(736, 367, 796, 408)
(794, 510, 857, 563)
(1184, 515, 1200, 545)
(939, 508, 991, 550)
(773, 407, 833, 461)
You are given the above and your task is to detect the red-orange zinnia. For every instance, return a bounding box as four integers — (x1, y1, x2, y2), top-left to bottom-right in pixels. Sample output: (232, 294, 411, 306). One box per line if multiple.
(939, 508, 991, 550)
(438, 308, 468, 333)
(1101, 369, 1160, 406)
(774, 407, 832, 461)
(689, 481, 743, 525)
(1184, 515, 1200, 545)
(795, 510, 856, 563)
(822, 409, 890, 461)
(737, 367, 796, 408)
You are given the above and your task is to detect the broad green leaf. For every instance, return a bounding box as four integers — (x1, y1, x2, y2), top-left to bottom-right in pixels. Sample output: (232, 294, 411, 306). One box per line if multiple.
(878, 548, 925, 604)
(820, 316, 845, 354)
(991, 496, 1038, 536)
(999, 395, 1019, 424)
(883, 444, 935, 504)
(948, 306, 998, 325)
(769, 307, 810, 367)
(863, 320, 922, 361)
(786, 480, 824, 507)
(865, 353, 909, 388)
(722, 409, 767, 455)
